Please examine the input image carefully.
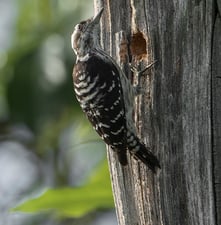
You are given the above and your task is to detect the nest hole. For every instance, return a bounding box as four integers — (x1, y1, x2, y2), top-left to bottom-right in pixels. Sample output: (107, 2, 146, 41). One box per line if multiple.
(130, 31, 147, 62)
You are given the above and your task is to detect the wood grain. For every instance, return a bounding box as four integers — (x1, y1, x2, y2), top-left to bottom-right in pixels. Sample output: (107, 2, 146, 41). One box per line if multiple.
(212, 12, 221, 225)
(94, 0, 218, 224)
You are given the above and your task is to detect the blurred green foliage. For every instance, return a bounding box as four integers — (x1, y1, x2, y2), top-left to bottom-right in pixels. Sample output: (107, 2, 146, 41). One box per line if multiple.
(0, 0, 115, 223)
(13, 162, 114, 218)
(1, 0, 86, 129)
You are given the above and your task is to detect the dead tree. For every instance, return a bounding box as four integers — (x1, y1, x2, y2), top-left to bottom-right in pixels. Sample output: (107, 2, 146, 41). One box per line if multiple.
(94, 0, 220, 224)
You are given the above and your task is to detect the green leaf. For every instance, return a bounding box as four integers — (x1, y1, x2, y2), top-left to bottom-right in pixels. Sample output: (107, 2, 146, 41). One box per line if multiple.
(13, 161, 114, 218)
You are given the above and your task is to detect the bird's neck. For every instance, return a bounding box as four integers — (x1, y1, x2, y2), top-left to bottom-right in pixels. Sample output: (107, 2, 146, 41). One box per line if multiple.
(76, 39, 101, 61)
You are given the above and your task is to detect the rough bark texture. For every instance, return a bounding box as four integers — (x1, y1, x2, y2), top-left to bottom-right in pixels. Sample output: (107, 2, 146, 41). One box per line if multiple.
(94, 0, 219, 225)
(212, 6, 221, 225)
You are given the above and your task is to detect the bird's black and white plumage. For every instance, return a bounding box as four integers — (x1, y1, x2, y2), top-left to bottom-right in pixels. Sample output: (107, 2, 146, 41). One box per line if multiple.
(71, 8, 160, 172)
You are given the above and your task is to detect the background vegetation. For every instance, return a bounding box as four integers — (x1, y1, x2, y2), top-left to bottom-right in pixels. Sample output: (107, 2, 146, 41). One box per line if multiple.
(0, 1, 116, 225)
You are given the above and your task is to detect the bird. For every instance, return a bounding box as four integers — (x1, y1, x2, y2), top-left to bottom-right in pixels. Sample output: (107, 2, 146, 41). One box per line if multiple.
(71, 8, 160, 172)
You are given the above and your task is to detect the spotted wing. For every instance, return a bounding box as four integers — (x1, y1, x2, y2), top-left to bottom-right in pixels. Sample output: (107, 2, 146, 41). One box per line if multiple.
(73, 53, 127, 164)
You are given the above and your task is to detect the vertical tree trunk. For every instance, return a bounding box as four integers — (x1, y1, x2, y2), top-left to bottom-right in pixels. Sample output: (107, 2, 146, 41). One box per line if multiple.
(212, 2, 221, 224)
(94, 0, 219, 224)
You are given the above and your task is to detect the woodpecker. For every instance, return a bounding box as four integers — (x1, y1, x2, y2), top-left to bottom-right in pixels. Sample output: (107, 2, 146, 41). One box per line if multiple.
(71, 8, 160, 172)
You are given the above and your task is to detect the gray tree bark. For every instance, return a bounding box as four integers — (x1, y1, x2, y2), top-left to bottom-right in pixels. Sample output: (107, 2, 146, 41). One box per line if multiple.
(212, 2, 221, 224)
(94, 0, 220, 225)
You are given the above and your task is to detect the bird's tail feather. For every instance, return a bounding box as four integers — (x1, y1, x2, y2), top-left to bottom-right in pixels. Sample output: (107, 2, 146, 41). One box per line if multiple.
(127, 132, 160, 172)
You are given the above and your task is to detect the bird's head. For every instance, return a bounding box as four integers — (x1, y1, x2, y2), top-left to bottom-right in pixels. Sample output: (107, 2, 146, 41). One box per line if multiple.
(71, 8, 104, 57)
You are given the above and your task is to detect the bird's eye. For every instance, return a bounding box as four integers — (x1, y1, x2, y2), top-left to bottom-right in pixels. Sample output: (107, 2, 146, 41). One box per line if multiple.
(78, 24, 83, 30)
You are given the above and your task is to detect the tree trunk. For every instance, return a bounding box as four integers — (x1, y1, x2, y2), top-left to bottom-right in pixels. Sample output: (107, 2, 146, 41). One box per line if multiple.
(212, 2, 221, 224)
(94, 0, 219, 225)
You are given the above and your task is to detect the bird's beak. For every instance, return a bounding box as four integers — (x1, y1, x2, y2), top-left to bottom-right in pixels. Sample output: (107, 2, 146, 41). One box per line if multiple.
(91, 8, 104, 26)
